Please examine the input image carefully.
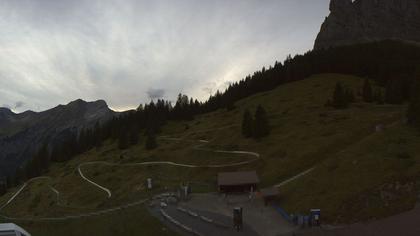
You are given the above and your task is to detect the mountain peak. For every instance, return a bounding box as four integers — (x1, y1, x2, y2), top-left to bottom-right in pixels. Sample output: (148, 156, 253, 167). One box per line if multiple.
(0, 107, 14, 115)
(330, 0, 352, 12)
(315, 0, 420, 49)
(67, 99, 87, 106)
(67, 99, 107, 107)
(92, 99, 107, 107)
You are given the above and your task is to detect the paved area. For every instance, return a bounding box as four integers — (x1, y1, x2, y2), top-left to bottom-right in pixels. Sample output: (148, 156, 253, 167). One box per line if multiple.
(179, 193, 296, 236)
(149, 204, 259, 236)
(285, 206, 420, 236)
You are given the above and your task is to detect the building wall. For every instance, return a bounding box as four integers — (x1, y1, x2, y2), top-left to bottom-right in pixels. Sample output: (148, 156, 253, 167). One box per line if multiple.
(219, 184, 257, 193)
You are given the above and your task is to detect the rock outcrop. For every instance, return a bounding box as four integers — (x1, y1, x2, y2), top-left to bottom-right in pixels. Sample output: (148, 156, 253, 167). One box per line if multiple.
(314, 0, 420, 50)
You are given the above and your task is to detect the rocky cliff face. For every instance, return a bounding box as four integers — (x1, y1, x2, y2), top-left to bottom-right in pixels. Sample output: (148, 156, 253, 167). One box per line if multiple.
(314, 0, 420, 49)
(0, 99, 116, 176)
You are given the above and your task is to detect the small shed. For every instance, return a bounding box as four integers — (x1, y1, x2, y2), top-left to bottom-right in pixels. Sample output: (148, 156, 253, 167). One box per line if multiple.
(260, 187, 279, 205)
(217, 171, 260, 193)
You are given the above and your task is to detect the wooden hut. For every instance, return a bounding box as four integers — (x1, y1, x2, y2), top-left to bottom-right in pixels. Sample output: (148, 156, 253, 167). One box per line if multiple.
(217, 171, 259, 193)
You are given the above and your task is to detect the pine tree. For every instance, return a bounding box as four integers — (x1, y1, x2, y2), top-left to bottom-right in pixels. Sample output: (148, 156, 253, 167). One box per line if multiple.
(385, 79, 404, 104)
(93, 121, 103, 148)
(254, 105, 270, 138)
(145, 131, 157, 150)
(332, 82, 348, 109)
(37, 143, 50, 173)
(118, 131, 129, 150)
(129, 129, 139, 145)
(226, 98, 235, 111)
(241, 109, 254, 138)
(374, 89, 384, 105)
(14, 167, 25, 185)
(0, 181, 6, 196)
(385, 80, 393, 104)
(407, 79, 420, 129)
(362, 78, 373, 103)
(345, 88, 355, 103)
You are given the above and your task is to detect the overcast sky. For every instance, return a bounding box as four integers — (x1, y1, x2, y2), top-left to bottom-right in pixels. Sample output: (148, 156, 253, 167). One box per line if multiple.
(0, 0, 329, 112)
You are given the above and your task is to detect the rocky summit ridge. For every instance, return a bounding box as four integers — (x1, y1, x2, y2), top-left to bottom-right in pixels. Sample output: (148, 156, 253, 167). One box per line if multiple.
(314, 0, 420, 49)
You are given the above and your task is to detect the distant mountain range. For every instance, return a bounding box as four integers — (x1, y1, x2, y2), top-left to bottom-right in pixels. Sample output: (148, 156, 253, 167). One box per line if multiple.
(0, 99, 116, 176)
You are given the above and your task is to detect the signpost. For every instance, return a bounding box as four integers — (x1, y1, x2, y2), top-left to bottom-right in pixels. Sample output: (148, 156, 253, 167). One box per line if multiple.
(310, 209, 321, 226)
(233, 207, 243, 231)
(147, 178, 152, 190)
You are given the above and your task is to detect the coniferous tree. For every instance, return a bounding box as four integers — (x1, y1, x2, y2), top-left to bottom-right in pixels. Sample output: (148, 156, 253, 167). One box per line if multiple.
(407, 79, 420, 129)
(93, 121, 103, 148)
(332, 82, 348, 109)
(374, 89, 384, 105)
(226, 98, 235, 111)
(37, 143, 50, 173)
(385, 80, 393, 104)
(362, 78, 373, 103)
(385, 79, 404, 104)
(118, 131, 129, 150)
(241, 109, 254, 138)
(345, 88, 355, 103)
(14, 167, 25, 185)
(145, 131, 157, 150)
(6, 176, 12, 189)
(129, 128, 139, 145)
(50, 145, 63, 162)
(0, 181, 6, 196)
(254, 105, 270, 138)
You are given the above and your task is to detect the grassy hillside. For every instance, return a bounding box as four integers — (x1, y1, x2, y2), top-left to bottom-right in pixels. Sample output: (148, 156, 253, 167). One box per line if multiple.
(281, 122, 420, 223)
(1, 73, 418, 235)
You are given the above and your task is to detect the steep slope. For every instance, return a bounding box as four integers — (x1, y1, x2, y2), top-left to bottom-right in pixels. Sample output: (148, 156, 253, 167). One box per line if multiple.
(0, 74, 416, 235)
(0, 99, 116, 176)
(314, 0, 420, 49)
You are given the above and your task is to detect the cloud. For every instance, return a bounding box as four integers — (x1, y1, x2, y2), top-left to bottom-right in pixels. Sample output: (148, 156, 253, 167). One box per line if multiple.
(0, 0, 330, 113)
(14, 101, 25, 109)
(147, 88, 165, 100)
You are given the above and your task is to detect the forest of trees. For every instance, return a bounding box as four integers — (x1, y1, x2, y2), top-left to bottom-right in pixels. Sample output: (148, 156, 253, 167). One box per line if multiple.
(3, 40, 420, 195)
(326, 78, 389, 109)
(199, 40, 420, 115)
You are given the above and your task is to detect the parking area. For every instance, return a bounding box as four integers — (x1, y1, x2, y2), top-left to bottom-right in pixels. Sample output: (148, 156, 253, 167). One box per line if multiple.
(177, 193, 296, 236)
(148, 192, 296, 236)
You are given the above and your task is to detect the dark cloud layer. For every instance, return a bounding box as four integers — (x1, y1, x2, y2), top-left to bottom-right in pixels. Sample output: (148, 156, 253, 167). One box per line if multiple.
(0, 0, 329, 112)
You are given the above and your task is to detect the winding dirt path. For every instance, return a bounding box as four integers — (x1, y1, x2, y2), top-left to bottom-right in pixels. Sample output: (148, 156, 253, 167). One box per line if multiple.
(77, 136, 261, 198)
(0, 198, 148, 221)
(0, 176, 57, 211)
(274, 167, 315, 188)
